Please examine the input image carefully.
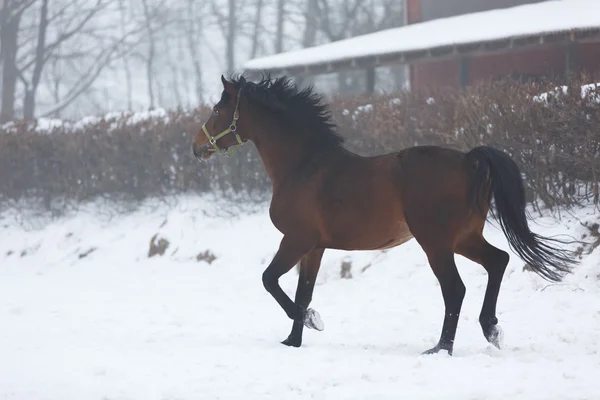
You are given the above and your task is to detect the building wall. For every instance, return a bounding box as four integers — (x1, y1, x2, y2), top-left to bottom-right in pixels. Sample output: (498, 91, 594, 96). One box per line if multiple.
(467, 46, 566, 83)
(406, 0, 422, 24)
(411, 42, 600, 90)
(405, 0, 600, 90)
(410, 59, 460, 89)
(576, 42, 600, 75)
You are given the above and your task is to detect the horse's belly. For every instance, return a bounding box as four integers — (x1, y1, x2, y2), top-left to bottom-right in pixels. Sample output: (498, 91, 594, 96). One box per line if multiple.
(324, 221, 414, 251)
(376, 226, 414, 249)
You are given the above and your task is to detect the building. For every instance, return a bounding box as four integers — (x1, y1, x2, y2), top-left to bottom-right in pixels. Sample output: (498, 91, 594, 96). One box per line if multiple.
(243, 0, 600, 92)
(407, 0, 600, 89)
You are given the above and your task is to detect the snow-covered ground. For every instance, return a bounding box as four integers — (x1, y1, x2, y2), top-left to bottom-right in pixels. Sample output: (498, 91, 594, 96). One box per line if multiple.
(1, 195, 599, 400)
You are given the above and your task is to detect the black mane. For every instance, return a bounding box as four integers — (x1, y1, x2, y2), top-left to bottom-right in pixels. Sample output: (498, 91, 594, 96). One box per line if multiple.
(230, 73, 345, 148)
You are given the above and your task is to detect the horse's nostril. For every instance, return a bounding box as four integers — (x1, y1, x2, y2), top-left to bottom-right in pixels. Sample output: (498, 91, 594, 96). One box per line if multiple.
(192, 143, 210, 161)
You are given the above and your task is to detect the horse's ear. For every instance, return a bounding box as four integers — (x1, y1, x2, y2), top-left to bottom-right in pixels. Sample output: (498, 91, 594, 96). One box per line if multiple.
(239, 76, 246, 86)
(221, 75, 228, 86)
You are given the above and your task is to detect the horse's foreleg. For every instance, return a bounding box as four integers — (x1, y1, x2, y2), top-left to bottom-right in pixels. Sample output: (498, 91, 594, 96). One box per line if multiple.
(281, 247, 325, 347)
(262, 236, 315, 330)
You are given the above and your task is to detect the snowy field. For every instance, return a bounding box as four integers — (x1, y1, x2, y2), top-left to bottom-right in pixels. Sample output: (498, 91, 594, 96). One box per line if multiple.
(1, 195, 599, 400)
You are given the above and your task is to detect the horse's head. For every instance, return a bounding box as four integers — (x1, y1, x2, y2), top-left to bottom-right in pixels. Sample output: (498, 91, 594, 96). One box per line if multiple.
(192, 75, 248, 161)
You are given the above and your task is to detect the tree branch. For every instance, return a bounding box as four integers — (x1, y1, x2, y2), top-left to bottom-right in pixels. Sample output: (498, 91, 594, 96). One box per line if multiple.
(17, 0, 106, 74)
(40, 27, 144, 117)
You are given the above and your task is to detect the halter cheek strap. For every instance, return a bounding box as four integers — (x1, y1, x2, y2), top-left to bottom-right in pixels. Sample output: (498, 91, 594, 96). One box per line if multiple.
(201, 88, 246, 157)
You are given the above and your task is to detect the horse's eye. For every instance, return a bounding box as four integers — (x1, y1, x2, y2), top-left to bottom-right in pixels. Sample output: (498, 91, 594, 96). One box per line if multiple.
(213, 108, 219, 116)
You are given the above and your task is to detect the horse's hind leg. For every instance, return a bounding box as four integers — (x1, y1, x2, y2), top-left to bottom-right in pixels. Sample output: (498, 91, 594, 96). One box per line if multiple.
(281, 247, 325, 347)
(422, 248, 466, 356)
(456, 233, 509, 349)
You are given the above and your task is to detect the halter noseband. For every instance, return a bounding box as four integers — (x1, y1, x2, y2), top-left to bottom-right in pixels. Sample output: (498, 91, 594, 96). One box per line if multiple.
(201, 87, 246, 157)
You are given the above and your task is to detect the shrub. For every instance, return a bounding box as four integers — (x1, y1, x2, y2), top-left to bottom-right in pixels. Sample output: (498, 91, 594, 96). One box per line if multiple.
(1, 74, 598, 214)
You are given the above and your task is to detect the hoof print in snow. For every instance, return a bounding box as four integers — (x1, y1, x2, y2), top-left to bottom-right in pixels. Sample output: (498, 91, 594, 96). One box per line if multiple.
(148, 234, 170, 258)
(78, 247, 97, 259)
(6, 250, 13, 257)
(20, 242, 41, 258)
(340, 260, 353, 279)
(196, 250, 217, 264)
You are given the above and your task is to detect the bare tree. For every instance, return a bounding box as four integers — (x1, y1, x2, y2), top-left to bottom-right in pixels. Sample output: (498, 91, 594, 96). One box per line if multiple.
(226, 0, 235, 74)
(275, 0, 284, 53)
(140, 0, 156, 108)
(1, 0, 407, 122)
(316, 0, 361, 41)
(295, 0, 319, 88)
(1, 0, 136, 122)
(20, 0, 48, 119)
(20, 0, 108, 118)
(40, 30, 144, 117)
(118, 0, 133, 110)
(209, 0, 237, 75)
(183, 0, 204, 103)
(249, 0, 264, 59)
(303, 0, 319, 48)
(0, 0, 35, 123)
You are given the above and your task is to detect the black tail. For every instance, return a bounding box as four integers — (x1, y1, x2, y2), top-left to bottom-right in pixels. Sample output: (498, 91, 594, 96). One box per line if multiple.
(467, 146, 577, 282)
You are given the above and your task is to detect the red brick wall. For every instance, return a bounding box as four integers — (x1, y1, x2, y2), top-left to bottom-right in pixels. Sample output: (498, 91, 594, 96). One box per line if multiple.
(411, 59, 461, 90)
(406, 0, 422, 24)
(576, 42, 600, 75)
(410, 42, 600, 90)
(468, 47, 566, 84)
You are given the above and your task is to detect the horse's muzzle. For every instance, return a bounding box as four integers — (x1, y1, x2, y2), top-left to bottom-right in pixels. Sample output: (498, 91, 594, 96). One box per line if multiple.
(192, 143, 210, 161)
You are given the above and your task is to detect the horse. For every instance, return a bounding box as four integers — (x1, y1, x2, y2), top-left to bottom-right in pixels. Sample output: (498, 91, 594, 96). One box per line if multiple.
(191, 74, 577, 356)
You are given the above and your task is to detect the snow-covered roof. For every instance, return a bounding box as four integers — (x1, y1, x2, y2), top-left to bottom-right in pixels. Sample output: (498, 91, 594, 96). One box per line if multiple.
(243, 0, 600, 75)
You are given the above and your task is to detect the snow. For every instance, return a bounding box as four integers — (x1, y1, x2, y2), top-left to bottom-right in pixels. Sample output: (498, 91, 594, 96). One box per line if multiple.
(0, 108, 175, 135)
(1, 195, 600, 399)
(34, 118, 65, 132)
(533, 82, 600, 104)
(126, 108, 169, 125)
(244, 0, 600, 71)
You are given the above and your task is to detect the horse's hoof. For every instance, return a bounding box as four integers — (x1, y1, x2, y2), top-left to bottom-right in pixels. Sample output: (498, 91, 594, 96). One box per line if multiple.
(486, 325, 504, 350)
(422, 344, 452, 356)
(304, 308, 324, 331)
(281, 337, 301, 347)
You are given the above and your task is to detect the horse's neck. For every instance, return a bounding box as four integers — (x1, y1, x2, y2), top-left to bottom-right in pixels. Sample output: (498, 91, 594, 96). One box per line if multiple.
(252, 127, 313, 190)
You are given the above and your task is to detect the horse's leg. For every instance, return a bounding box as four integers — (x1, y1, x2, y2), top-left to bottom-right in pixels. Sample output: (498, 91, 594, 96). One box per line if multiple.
(422, 249, 466, 356)
(456, 233, 509, 349)
(282, 247, 325, 347)
(262, 235, 315, 324)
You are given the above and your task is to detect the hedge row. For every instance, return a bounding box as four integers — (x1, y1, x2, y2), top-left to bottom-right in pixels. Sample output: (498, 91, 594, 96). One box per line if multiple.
(1, 74, 599, 213)
(333, 75, 600, 210)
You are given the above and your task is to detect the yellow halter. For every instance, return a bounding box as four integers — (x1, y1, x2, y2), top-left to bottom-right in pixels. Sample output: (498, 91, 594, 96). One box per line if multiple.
(201, 89, 246, 157)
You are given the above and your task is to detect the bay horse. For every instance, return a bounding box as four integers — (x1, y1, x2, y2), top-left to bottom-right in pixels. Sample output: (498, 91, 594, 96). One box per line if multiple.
(192, 74, 576, 355)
